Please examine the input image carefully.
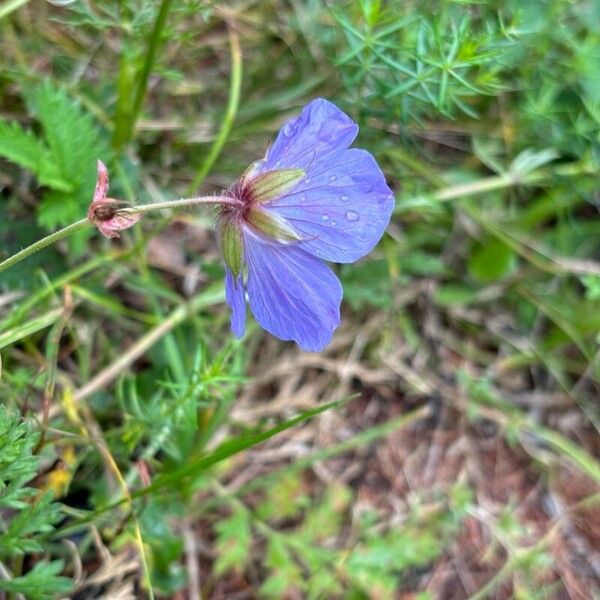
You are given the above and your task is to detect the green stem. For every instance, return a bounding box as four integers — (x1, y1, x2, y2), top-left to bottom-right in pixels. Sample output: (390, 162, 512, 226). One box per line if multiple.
(187, 25, 243, 194)
(0, 0, 29, 21)
(433, 172, 542, 202)
(130, 0, 173, 137)
(122, 195, 239, 214)
(112, 0, 173, 150)
(0, 196, 239, 276)
(0, 219, 90, 276)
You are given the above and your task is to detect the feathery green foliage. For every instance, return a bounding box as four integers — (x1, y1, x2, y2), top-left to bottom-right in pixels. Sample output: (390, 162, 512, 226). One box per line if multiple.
(0, 80, 108, 260)
(0, 407, 72, 598)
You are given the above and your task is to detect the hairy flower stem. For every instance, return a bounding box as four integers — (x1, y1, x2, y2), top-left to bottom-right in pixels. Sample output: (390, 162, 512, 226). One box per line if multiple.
(0, 196, 240, 276)
(121, 195, 241, 214)
(0, 219, 91, 276)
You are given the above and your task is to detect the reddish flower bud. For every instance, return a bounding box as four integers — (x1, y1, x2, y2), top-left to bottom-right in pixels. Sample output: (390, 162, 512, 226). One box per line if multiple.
(87, 160, 141, 239)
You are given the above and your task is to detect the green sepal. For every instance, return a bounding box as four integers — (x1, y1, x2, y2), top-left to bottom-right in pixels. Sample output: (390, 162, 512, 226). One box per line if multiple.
(220, 220, 244, 276)
(247, 168, 305, 204)
(247, 209, 301, 243)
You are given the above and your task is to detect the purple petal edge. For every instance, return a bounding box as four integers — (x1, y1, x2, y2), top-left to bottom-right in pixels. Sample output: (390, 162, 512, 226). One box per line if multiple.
(258, 98, 359, 174)
(267, 148, 395, 263)
(225, 269, 246, 338)
(243, 227, 342, 352)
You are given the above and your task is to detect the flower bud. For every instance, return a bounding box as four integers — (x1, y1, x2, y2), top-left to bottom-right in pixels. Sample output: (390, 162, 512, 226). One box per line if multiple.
(87, 160, 141, 238)
(220, 219, 244, 276)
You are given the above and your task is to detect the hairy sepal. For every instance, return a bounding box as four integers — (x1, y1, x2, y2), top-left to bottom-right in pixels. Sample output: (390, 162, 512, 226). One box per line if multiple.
(220, 220, 244, 276)
(247, 168, 305, 204)
(247, 209, 301, 243)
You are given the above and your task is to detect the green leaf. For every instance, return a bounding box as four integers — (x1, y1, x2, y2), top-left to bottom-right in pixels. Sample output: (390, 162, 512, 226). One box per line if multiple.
(214, 504, 252, 575)
(0, 119, 46, 172)
(127, 399, 344, 501)
(21, 80, 109, 237)
(580, 275, 600, 300)
(508, 148, 559, 177)
(0, 406, 39, 509)
(0, 408, 68, 592)
(300, 482, 351, 541)
(0, 120, 70, 191)
(37, 190, 81, 230)
(0, 493, 62, 555)
(528, 422, 600, 485)
(468, 238, 517, 282)
(256, 472, 306, 521)
(341, 260, 392, 310)
(260, 535, 302, 598)
(25, 81, 104, 186)
(434, 284, 479, 306)
(0, 561, 72, 600)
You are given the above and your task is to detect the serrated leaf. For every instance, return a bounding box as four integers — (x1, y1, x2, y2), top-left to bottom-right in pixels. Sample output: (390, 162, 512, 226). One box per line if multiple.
(0, 120, 71, 191)
(37, 190, 80, 230)
(0, 406, 39, 508)
(25, 81, 104, 185)
(214, 505, 252, 575)
(256, 472, 306, 521)
(20, 81, 110, 238)
(260, 536, 302, 598)
(0, 407, 65, 568)
(0, 560, 72, 600)
(0, 119, 58, 185)
(300, 483, 351, 541)
(0, 493, 63, 555)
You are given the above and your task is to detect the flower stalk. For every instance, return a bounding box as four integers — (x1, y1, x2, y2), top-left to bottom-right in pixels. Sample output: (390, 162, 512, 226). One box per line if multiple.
(0, 195, 241, 276)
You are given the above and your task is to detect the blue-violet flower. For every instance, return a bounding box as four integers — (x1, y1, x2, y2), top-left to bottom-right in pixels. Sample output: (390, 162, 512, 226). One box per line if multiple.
(218, 98, 394, 351)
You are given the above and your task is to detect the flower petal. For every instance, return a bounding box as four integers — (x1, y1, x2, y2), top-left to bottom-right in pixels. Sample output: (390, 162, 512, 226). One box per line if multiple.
(225, 269, 246, 338)
(258, 98, 358, 173)
(243, 228, 342, 352)
(97, 212, 142, 239)
(265, 149, 394, 263)
(94, 160, 109, 202)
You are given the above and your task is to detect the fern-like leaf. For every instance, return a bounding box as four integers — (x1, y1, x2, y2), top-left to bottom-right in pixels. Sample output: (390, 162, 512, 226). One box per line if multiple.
(0, 120, 70, 191)
(0, 560, 72, 600)
(0, 407, 72, 595)
(25, 81, 107, 190)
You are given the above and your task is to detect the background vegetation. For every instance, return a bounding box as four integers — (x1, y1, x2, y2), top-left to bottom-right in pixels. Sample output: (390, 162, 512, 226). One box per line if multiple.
(0, 0, 599, 598)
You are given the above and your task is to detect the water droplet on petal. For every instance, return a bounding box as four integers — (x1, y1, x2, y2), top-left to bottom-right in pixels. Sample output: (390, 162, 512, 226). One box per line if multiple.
(321, 214, 329, 221)
(283, 122, 294, 136)
(346, 210, 359, 222)
(305, 177, 311, 184)
(341, 195, 349, 202)
(300, 195, 306, 202)
(331, 220, 337, 226)
(329, 175, 336, 182)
